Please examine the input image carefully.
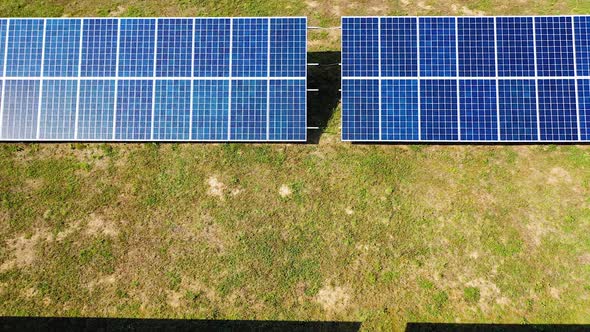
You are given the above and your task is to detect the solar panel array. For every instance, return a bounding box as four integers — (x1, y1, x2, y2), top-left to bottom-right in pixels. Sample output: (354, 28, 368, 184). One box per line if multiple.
(0, 17, 307, 142)
(341, 16, 590, 142)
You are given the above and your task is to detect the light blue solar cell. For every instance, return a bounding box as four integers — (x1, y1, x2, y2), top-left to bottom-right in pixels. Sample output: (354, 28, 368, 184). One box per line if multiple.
(116, 80, 153, 140)
(81, 19, 118, 77)
(119, 19, 155, 77)
(381, 79, 419, 140)
(498, 79, 538, 141)
(574, 17, 590, 76)
(496, 17, 535, 77)
(459, 80, 497, 141)
(38, 80, 77, 139)
(192, 80, 229, 140)
(535, 17, 575, 77)
(5, 19, 44, 77)
(193, 18, 230, 77)
(341, 79, 379, 141)
(420, 79, 458, 141)
(419, 17, 457, 77)
(230, 80, 267, 140)
(154, 80, 190, 140)
(232, 18, 268, 78)
(157, 19, 192, 78)
(0, 20, 7, 76)
(579, 79, 590, 141)
(270, 18, 306, 78)
(1, 80, 40, 139)
(43, 19, 81, 77)
(381, 17, 417, 77)
(341, 17, 379, 77)
(458, 18, 495, 77)
(269, 79, 306, 141)
(538, 79, 578, 141)
(78, 80, 115, 140)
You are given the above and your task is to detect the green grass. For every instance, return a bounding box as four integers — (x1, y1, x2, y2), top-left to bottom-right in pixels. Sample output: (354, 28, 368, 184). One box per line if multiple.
(1, 0, 590, 331)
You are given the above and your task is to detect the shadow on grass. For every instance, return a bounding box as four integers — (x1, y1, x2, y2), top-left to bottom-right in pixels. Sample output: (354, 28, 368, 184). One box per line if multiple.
(0, 316, 361, 331)
(405, 323, 590, 331)
(307, 51, 341, 144)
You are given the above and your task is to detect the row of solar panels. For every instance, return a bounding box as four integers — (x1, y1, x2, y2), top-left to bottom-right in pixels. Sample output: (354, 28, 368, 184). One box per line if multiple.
(342, 16, 590, 142)
(0, 17, 307, 141)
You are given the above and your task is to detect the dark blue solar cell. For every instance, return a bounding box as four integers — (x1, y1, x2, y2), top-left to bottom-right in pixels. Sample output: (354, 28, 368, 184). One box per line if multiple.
(153, 80, 190, 140)
(459, 79, 497, 141)
(5, 19, 44, 77)
(535, 17, 575, 77)
(458, 18, 495, 77)
(119, 19, 155, 77)
(157, 19, 192, 77)
(496, 17, 535, 77)
(381, 17, 417, 77)
(192, 80, 229, 140)
(230, 80, 267, 140)
(116, 80, 153, 140)
(232, 18, 268, 78)
(270, 18, 306, 77)
(419, 17, 457, 77)
(81, 19, 118, 77)
(269, 79, 306, 141)
(420, 79, 458, 141)
(574, 16, 590, 76)
(39, 80, 77, 139)
(1, 80, 40, 139)
(381, 79, 419, 140)
(342, 17, 379, 77)
(341, 79, 379, 141)
(538, 79, 578, 141)
(78, 80, 115, 140)
(0, 20, 7, 76)
(43, 19, 81, 77)
(498, 79, 538, 141)
(577, 79, 590, 141)
(194, 18, 230, 77)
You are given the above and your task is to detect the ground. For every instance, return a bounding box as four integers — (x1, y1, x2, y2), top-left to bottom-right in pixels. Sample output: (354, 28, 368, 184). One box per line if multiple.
(1, 1, 590, 331)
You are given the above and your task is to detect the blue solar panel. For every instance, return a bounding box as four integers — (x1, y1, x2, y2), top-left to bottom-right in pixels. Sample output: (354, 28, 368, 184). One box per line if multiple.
(579, 79, 590, 141)
(193, 18, 230, 77)
(157, 19, 192, 77)
(116, 80, 153, 140)
(419, 17, 456, 77)
(192, 80, 229, 140)
(0, 20, 7, 76)
(118, 19, 155, 77)
(381, 79, 419, 140)
(574, 17, 590, 76)
(232, 18, 268, 78)
(420, 79, 458, 141)
(458, 18, 495, 77)
(535, 17, 575, 77)
(341, 79, 379, 141)
(81, 19, 118, 77)
(43, 19, 80, 77)
(341, 17, 379, 77)
(230, 79, 267, 140)
(269, 79, 306, 140)
(78, 80, 115, 140)
(39, 80, 77, 139)
(498, 79, 538, 141)
(538, 79, 578, 141)
(153, 80, 191, 140)
(381, 17, 417, 77)
(270, 18, 306, 77)
(459, 79, 497, 141)
(1, 80, 40, 139)
(5, 19, 44, 77)
(496, 17, 535, 77)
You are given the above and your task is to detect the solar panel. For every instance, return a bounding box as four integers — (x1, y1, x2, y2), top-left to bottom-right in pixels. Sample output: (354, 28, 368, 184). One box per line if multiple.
(0, 17, 307, 142)
(342, 16, 590, 142)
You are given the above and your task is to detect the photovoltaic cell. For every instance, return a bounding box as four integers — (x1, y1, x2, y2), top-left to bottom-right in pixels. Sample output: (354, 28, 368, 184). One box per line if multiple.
(341, 79, 379, 141)
(498, 79, 538, 141)
(118, 19, 155, 77)
(270, 18, 306, 77)
(115, 80, 153, 140)
(459, 79, 497, 141)
(420, 79, 458, 141)
(192, 80, 229, 140)
(269, 79, 306, 141)
(535, 17, 575, 77)
(81, 19, 118, 77)
(578, 79, 590, 140)
(1, 80, 40, 139)
(381, 17, 417, 77)
(381, 79, 419, 140)
(232, 18, 268, 78)
(458, 17, 495, 77)
(153, 80, 191, 140)
(538, 79, 578, 140)
(341, 17, 379, 77)
(5, 19, 44, 77)
(78, 80, 115, 140)
(193, 18, 230, 77)
(0, 20, 7, 76)
(157, 19, 192, 77)
(574, 16, 590, 76)
(419, 17, 456, 77)
(496, 17, 535, 77)
(39, 80, 77, 139)
(43, 19, 80, 77)
(230, 79, 267, 140)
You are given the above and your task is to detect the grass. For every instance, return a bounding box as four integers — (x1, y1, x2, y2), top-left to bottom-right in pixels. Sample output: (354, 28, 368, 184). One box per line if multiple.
(1, 0, 590, 331)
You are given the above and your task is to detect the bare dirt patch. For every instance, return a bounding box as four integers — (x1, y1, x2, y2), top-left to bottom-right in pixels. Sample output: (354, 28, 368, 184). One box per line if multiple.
(87, 274, 117, 291)
(547, 167, 573, 185)
(167, 290, 183, 308)
(579, 253, 590, 265)
(86, 213, 119, 237)
(315, 284, 351, 313)
(109, 5, 126, 16)
(0, 230, 45, 271)
(207, 176, 226, 200)
(279, 184, 292, 198)
(200, 222, 227, 253)
(465, 278, 507, 311)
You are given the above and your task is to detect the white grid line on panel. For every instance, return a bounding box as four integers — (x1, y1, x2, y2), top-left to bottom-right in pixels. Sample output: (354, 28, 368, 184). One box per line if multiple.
(189, 18, 195, 139)
(455, 17, 461, 141)
(228, 18, 233, 140)
(0, 19, 10, 138)
(416, 17, 421, 140)
(112, 19, 121, 140)
(1, 76, 305, 80)
(378, 17, 382, 140)
(151, 19, 158, 140)
(36, 19, 47, 140)
(266, 18, 271, 140)
(494, 17, 501, 141)
(342, 76, 590, 80)
(304, 17, 308, 141)
(532, 17, 541, 141)
(572, 17, 582, 141)
(74, 19, 84, 139)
